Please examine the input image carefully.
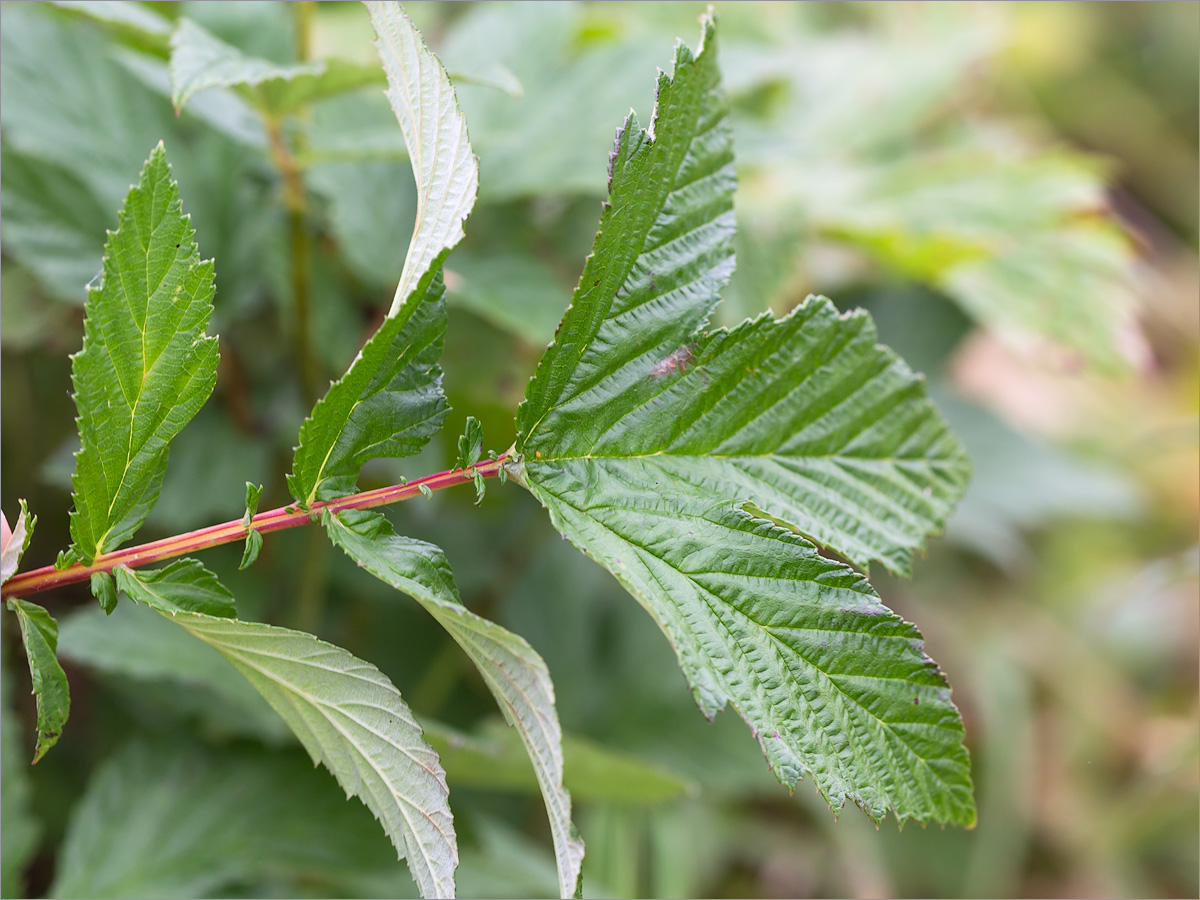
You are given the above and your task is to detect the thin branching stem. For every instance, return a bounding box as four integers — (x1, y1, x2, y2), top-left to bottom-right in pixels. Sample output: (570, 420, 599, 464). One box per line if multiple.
(1, 456, 508, 600)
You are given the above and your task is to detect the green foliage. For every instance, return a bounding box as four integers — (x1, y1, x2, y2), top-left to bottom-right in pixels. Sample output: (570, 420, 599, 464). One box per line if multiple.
(7, 599, 69, 763)
(13, 2, 1187, 898)
(116, 560, 457, 898)
(328, 508, 584, 897)
(512, 17, 971, 824)
(67, 144, 219, 565)
(288, 274, 448, 505)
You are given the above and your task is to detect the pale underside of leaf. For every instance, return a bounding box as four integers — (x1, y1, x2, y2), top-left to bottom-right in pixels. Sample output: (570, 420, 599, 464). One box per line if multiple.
(68, 143, 218, 563)
(524, 481, 975, 825)
(116, 563, 457, 899)
(327, 509, 584, 898)
(289, 272, 448, 506)
(8, 598, 70, 763)
(365, 0, 479, 315)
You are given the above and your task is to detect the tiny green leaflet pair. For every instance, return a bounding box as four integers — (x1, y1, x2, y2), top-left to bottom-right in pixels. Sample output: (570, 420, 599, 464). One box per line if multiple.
(2, 4, 974, 899)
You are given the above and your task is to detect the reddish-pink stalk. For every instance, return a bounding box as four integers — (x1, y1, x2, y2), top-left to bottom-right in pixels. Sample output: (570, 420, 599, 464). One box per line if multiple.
(1, 456, 507, 601)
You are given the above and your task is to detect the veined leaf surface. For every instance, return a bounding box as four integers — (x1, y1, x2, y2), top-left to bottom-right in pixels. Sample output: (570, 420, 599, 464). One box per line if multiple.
(115, 562, 457, 899)
(365, 0, 478, 315)
(513, 15, 974, 825)
(328, 509, 584, 898)
(8, 599, 69, 763)
(289, 273, 447, 505)
(67, 144, 218, 564)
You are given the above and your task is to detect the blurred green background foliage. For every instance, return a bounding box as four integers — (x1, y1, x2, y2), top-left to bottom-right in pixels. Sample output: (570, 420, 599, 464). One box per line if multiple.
(1, 2, 1196, 897)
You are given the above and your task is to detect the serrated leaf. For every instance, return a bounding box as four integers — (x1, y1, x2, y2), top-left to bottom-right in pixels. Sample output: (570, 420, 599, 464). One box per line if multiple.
(57, 601, 291, 744)
(114, 560, 236, 618)
(456, 416, 483, 470)
(328, 508, 584, 898)
(67, 143, 219, 564)
(512, 16, 974, 826)
(115, 561, 457, 899)
(7, 599, 70, 763)
(288, 273, 448, 505)
(1, 500, 36, 586)
(365, 0, 479, 315)
(90, 571, 118, 615)
(239, 529, 263, 570)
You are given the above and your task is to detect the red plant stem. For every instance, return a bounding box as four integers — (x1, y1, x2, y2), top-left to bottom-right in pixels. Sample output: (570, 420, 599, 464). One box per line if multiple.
(1, 456, 507, 601)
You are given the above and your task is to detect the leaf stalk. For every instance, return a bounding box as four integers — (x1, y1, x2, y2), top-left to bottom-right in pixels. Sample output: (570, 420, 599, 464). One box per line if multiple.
(2, 456, 508, 600)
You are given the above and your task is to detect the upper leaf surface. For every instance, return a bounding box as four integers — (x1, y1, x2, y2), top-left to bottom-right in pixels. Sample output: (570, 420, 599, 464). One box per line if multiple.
(327, 509, 584, 898)
(288, 273, 448, 505)
(116, 561, 458, 899)
(515, 15, 735, 444)
(8, 599, 70, 763)
(365, 0, 479, 315)
(514, 18, 965, 575)
(512, 15, 974, 826)
(67, 144, 218, 564)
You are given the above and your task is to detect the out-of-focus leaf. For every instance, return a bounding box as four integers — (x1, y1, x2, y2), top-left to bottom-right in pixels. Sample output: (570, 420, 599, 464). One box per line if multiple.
(169, 17, 321, 111)
(1, 500, 35, 586)
(443, 250, 568, 347)
(56, 601, 290, 743)
(443, 3, 665, 202)
(1, 645, 40, 898)
(116, 562, 458, 899)
(49, 0, 171, 53)
(365, 1, 479, 315)
(169, 17, 380, 115)
(67, 145, 219, 564)
(0, 2, 169, 209)
(288, 275, 448, 505)
(937, 393, 1141, 571)
(425, 718, 696, 806)
(49, 740, 406, 899)
(0, 147, 110, 306)
(7, 599, 69, 763)
(328, 509, 583, 898)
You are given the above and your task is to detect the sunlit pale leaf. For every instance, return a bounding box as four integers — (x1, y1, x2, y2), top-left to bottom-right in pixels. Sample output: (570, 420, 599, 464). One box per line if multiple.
(116, 561, 457, 898)
(67, 144, 218, 564)
(328, 508, 584, 897)
(365, 0, 478, 315)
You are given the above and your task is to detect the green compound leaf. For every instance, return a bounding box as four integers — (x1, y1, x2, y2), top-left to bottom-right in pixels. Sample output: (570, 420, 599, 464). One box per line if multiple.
(7, 599, 70, 763)
(168, 18, 379, 115)
(1, 500, 36, 586)
(327, 508, 584, 898)
(288, 274, 448, 505)
(115, 561, 457, 899)
(67, 143, 219, 565)
(365, 0, 479, 315)
(512, 15, 974, 826)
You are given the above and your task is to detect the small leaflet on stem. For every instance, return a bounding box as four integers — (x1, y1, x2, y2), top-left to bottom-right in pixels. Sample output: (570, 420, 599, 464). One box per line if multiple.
(240, 482, 264, 569)
(456, 416, 483, 470)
